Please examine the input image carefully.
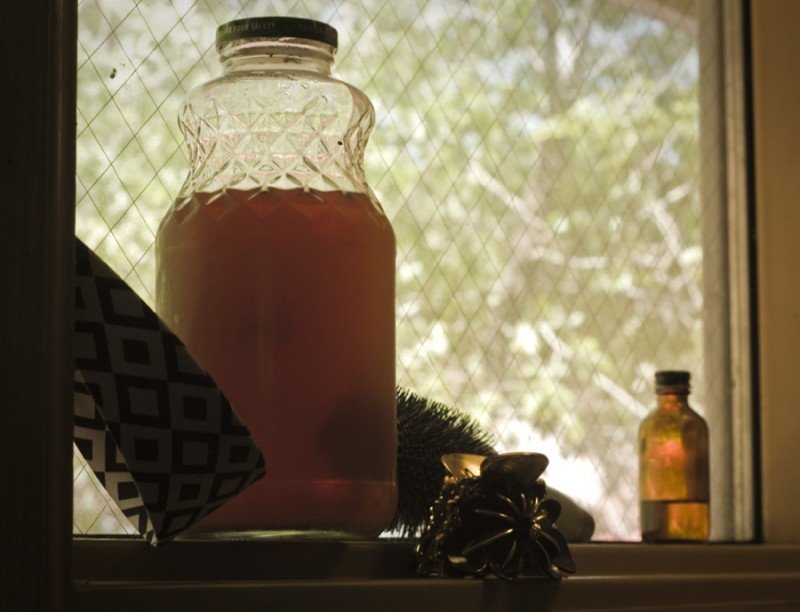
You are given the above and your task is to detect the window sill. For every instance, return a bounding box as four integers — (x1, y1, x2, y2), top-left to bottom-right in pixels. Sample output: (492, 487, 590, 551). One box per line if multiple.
(73, 538, 800, 611)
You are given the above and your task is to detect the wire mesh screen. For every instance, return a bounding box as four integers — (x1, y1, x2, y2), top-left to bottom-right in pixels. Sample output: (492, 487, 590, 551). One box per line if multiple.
(75, 0, 725, 540)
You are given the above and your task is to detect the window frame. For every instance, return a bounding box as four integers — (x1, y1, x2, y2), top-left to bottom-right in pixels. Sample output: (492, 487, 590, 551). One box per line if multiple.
(0, 0, 76, 610)
(71, 538, 800, 611)
(4, 0, 800, 609)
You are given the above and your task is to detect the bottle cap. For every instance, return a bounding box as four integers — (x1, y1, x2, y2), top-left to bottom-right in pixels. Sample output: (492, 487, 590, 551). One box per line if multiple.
(655, 370, 691, 386)
(216, 17, 338, 50)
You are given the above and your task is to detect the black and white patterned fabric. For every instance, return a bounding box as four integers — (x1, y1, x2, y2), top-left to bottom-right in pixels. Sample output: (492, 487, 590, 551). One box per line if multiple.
(73, 238, 265, 545)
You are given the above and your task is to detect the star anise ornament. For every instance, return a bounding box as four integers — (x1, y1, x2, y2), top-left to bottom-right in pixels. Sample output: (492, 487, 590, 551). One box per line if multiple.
(415, 452, 576, 580)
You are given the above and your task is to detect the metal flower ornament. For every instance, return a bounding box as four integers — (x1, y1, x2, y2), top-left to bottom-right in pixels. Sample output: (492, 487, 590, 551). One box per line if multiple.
(415, 452, 576, 580)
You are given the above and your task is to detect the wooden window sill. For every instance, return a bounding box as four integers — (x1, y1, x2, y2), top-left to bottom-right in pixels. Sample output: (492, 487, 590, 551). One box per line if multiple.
(73, 538, 800, 610)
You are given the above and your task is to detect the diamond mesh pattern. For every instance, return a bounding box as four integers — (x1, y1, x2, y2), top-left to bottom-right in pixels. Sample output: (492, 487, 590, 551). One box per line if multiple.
(75, 0, 718, 540)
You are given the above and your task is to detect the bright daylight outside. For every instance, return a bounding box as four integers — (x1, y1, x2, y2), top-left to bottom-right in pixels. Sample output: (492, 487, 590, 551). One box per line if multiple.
(74, 0, 732, 541)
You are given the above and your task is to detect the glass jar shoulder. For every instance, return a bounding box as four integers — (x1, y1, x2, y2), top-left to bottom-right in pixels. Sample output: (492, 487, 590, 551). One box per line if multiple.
(180, 71, 373, 122)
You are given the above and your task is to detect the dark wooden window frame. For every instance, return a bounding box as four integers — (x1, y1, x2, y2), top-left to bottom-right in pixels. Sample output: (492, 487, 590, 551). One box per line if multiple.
(4, 1, 800, 610)
(0, 1, 76, 610)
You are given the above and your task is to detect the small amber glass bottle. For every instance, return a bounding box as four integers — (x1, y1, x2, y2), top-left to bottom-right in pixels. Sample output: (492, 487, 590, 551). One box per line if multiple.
(639, 370, 709, 542)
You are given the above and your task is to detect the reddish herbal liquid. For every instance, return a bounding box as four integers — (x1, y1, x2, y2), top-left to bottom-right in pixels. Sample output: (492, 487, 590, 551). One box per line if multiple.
(156, 188, 397, 536)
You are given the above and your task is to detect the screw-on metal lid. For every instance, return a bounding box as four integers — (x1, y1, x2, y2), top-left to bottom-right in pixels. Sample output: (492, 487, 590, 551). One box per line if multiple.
(655, 370, 691, 386)
(216, 17, 338, 50)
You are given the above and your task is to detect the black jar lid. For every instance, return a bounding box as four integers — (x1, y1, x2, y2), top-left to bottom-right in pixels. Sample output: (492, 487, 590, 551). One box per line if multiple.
(216, 17, 338, 50)
(655, 370, 691, 386)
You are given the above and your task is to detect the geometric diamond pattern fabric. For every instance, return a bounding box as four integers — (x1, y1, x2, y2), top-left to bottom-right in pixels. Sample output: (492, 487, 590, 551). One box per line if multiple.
(76, 0, 722, 540)
(74, 238, 266, 545)
(74, 374, 147, 535)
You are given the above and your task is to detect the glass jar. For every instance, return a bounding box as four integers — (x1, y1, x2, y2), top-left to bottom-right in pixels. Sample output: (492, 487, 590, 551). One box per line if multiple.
(155, 17, 397, 537)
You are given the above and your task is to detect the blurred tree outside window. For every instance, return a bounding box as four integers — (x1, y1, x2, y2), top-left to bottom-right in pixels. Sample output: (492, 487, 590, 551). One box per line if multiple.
(74, 0, 743, 541)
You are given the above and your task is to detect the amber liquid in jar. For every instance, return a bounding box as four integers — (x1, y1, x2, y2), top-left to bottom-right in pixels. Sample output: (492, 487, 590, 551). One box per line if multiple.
(156, 188, 397, 536)
(639, 371, 709, 542)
